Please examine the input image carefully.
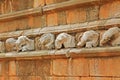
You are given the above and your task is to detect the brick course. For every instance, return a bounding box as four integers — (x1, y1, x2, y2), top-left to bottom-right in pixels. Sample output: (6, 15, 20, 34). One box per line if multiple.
(90, 57, 120, 77)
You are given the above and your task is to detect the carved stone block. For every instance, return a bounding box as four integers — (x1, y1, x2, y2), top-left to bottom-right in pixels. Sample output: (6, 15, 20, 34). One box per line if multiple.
(6, 38, 17, 52)
(38, 33, 55, 50)
(100, 27, 120, 46)
(0, 41, 5, 53)
(77, 30, 99, 48)
(15, 36, 34, 52)
(55, 33, 75, 49)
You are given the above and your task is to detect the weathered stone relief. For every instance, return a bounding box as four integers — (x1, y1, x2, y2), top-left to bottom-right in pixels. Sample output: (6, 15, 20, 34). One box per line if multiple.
(0, 26, 120, 53)
(38, 33, 55, 50)
(0, 41, 5, 53)
(100, 27, 120, 46)
(55, 33, 75, 49)
(6, 38, 17, 52)
(15, 36, 34, 52)
(77, 30, 99, 48)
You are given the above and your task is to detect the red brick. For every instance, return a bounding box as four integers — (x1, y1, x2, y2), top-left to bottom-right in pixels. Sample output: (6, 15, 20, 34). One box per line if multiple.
(100, 2, 111, 19)
(0, 77, 5, 80)
(86, 6, 99, 21)
(113, 78, 120, 80)
(0, 0, 11, 14)
(16, 18, 29, 30)
(9, 61, 16, 76)
(36, 59, 51, 79)
(0, 62, 4, 76)
(66, 8, 86, 24)
(46, 0, 54, 5)
(49, 77, 79, 80)
(9, 77, 18, 80)
(12, 0, 33, 11)
(58, 11, 67, 25)
(81, 77, 92, 80)
(47, 12, 58, 26)
(81, 77, 111, 80)
(30, 76, 42, 80)
(16, 61, 36, 76)
(79, 8, 86, 23)
(40, 15, 47, 27)
(7, 20, 18, 32)
(90, 57, 120, 77)
(53, 59, 68, 76)
(0, 63, 2, 76)
(28, 16, 34, 28)
(33, 15, 41, 28)
(66, 9, 79, 24)
(30, 15, 46, 28)
(93, 77, 112, 80)
(49, 77, 65, 80)
(36, 76, 42, 80)
(64, 77, 79, 80)
(34, 0, 45, 7)
(17, 76, 42, 80)
(0, 22, 8, 33)
(18, 76, 36, 80)
(72, 58, 89, 76)
(100, 1, 120, 19)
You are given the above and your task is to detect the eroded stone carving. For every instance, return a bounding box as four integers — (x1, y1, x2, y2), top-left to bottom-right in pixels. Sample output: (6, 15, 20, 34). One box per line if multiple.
(6, 38, 17, 52)
(16, 36, 34, 52)
(0, 41, 5, 53)
(38, 33, 55, 50)
(55, 33, 75, 49)
(100, 27, 120, 46)
(77, 30, 99, 48)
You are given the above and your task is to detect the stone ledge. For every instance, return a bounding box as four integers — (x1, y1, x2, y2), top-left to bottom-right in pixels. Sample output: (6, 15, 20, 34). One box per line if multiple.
(0, 31, 23, 40)
(0, 47, 120, 60)
(0, 18, 120, 40)
(43, 0, 100, 12)
(39, 18, 120, 34)
(0, 7, 42, 21)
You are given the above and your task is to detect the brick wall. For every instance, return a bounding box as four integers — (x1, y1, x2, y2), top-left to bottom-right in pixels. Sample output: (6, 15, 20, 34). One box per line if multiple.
(0, 55, 120, 80)
(0, 0, 119, 80)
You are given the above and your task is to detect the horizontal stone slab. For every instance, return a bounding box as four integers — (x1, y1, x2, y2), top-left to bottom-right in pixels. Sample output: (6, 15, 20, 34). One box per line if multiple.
(0, 18, 120, 40)
(0, 31, 23, 40)
(0, 46, 119, 60)
(43, 0, 100, 12)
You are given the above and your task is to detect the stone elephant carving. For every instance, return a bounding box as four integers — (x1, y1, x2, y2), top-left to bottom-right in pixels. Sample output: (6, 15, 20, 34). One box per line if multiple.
(55, 33, 75, 49)
(15, 36, 34, 52)
(77, 30, 99, 48)
(100, 27, 120, 46)
(38, 33, 55, 50)
(6, 38, 17, 52)
(0, 41, 5, 53)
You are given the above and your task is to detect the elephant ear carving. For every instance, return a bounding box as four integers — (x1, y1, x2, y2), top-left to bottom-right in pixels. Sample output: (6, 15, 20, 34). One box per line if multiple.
(38, 33, 55, 50)
(55, 33, 75, 49)
(15, 36, 34, 52)
(6, 38, 17, 52)
(100, 27, 120, 46)
(77, 30, 99, 48)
